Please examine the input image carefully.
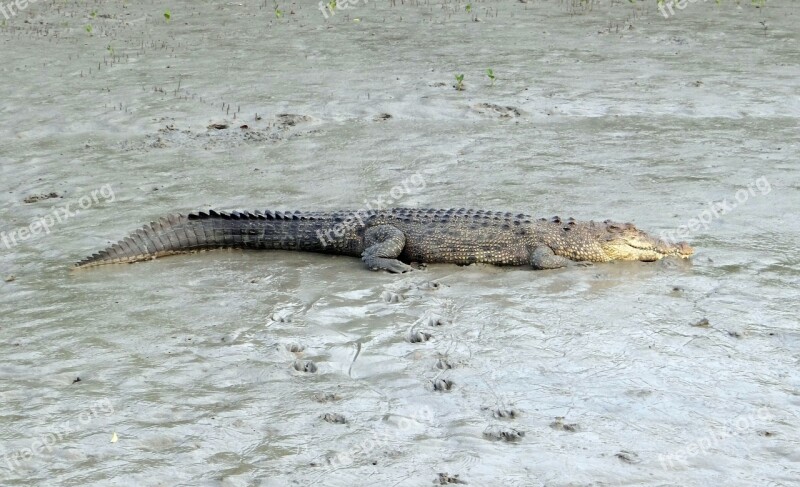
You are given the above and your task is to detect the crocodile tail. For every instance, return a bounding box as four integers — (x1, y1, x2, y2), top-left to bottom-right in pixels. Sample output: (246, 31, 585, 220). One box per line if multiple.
(74, 210, 281, 269)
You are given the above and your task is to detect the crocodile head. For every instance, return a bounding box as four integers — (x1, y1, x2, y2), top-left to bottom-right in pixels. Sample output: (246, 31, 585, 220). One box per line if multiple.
(598, 221, 693, 262)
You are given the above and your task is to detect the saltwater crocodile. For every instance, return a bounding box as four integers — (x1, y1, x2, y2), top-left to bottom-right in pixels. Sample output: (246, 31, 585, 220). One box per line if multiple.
(75, 208, 693, 271)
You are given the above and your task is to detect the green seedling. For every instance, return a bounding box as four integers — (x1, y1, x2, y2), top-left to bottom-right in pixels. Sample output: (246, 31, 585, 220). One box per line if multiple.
(90, 10, 97, 18)
(465, 3, 472, 12)
(486, 68, 495, 86)
(85, 24, 93, 34)
(275, 6, 284, 18)
(164, 9, 171, 22)
(455, 74, 465, 91)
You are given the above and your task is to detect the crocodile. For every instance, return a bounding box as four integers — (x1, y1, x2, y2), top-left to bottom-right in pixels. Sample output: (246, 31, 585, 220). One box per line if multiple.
(74, 208, 693, 271)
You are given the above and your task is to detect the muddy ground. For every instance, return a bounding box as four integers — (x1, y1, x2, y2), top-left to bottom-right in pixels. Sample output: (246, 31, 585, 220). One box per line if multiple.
(1, 0, 798, 485)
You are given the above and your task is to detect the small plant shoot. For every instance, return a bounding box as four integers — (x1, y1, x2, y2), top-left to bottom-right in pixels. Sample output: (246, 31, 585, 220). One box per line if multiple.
(455, 73, 465, 91)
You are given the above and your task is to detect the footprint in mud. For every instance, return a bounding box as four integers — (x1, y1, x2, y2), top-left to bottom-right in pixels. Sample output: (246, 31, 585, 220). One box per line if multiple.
(435, 358, 454, 370)
(23, 192, 61, 203)
(321, 413, 347, 424)
(431, 378, 454, 392)
(437, 473, 467, 485)
(483, 426, 525, 442)
(275, 113, 314, 126)
(313, 392, 340, 403)
(425, 315, 451, 327)
(471, 103, 522, 118)
(615, 450, 640, 464)
(381, 291, 404, 303)
(123, 113, 318, 151)
(484, 407, 520, 420)
(270, 311, 293, 323)
(549, 416, 579, 432)
(293, 360, 317, 373)
(407, 330, 433, 343)
(416, 280, 442, 290)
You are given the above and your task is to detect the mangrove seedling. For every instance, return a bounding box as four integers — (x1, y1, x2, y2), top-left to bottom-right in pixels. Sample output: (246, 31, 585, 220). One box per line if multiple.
(486, 68, 495, 86)
(275, 6, 284, 18)
(465, 3, 472, 13)
(85, 24, 93, 34)
(164, 9, 171, 22)
(455, 74, 465, 91)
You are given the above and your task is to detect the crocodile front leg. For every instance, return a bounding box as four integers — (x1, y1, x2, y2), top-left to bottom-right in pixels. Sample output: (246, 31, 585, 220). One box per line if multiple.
(530, 245, 577, 270)
(361, 225, 414, 273)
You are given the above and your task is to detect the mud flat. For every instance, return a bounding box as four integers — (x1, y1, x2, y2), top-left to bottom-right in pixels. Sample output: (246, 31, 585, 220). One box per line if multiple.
(0, 1, 798, 485)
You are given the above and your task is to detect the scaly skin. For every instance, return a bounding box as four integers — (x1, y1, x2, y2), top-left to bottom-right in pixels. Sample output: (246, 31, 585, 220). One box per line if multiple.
(74, 208, 693, 271)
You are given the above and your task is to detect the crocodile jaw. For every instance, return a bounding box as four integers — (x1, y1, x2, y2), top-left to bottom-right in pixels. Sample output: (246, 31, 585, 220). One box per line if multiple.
(602, 235, 694, 262)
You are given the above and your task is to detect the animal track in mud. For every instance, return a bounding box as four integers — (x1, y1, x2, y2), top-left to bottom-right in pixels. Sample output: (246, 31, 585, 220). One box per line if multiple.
(483, 426, 525, 442)
(425, 315, 451, 327)
(549, 416, 579, 432)
(270, 311, 293, 323)
(431, 378, 454, 392)
(381, 291, 404, 303)
(121, 113, 319, 151)
(485, 407, 520, 420)
(615, 450, 640, 464)
(321, 413, 347, 424)
(407, 331, 433, 343)
(472, 103, 521, 118)
(435, 358, 454, 370)
(274, 113, 313, 126)
(313, 392, 340, 403)
(416, 280, 442, 290)
(293, 360, 317, 373)
(437, 472, 467, 484)
(23, 192, 61, 203)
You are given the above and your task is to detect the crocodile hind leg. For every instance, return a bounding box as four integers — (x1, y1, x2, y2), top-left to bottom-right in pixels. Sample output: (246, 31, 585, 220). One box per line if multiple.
(361, 225, 414, 273)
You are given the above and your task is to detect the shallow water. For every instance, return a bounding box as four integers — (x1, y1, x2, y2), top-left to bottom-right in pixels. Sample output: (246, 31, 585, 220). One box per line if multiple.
(1, 0, 798, 485)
